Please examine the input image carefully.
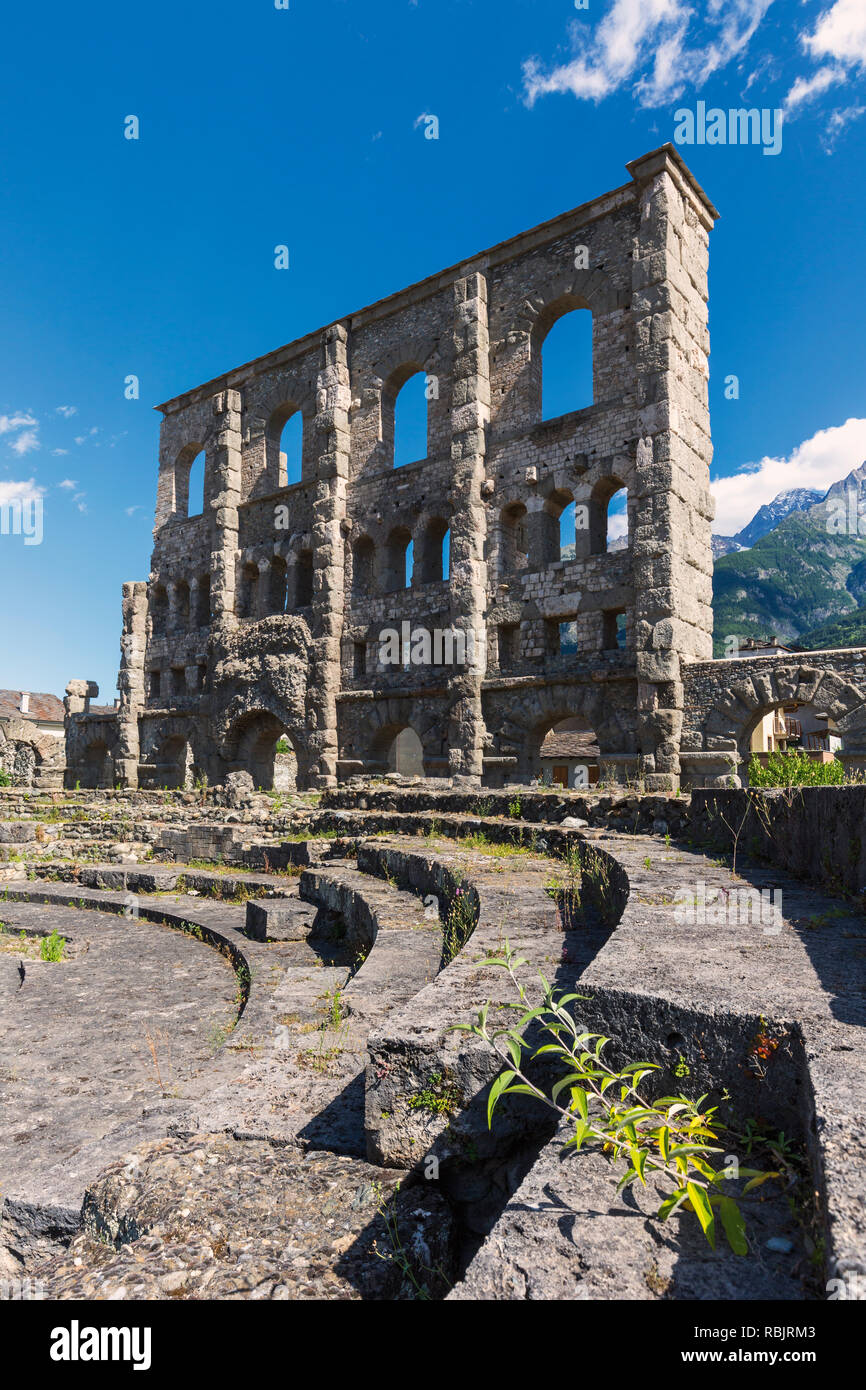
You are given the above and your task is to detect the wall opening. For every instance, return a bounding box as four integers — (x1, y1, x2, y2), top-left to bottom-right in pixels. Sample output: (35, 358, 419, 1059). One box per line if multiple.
(187, 450, 205, 517)
(277, 410, 303, 488)
(352, 536, 375, 597)
(393, 369, 428, 468)
(384, 527, 413, 592)
(500, 503, 529, 577)
(238, 563, 260, 619)
(540, 308, 593, 420)
(268, 556, 289, 614)
(536, 716, 600, 788)
(294, 550, 314, 607)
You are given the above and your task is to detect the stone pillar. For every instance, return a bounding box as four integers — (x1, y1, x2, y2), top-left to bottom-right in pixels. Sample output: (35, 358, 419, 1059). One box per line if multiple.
(308, 323, 351, 787)
(447, 272, 490, 783)
(628, 149, 717, 791)
(116, 581, 147, 787)
(209, 389, 243, 627)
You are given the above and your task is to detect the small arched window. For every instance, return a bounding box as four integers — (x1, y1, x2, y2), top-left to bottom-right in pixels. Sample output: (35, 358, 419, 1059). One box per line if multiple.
(383, 527, 412, 592)
(268, 556, 288, 614)
(500, 503, 529, 578)
(174, 580, 190, 627)
(238, 563, 259, 619)
(294, 550, 314, 607)
(419, 519, 450, 584)
(195, 575, 211, 627)
(353, 536, 375, 596)
(151, 584, 168, 635)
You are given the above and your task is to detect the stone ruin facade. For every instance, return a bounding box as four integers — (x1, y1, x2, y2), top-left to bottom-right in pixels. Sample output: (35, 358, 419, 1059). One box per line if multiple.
(66, 144, 721, 793)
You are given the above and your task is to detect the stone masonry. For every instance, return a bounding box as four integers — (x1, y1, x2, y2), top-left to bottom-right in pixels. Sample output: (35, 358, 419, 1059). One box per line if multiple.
(66, 146, 721, 793)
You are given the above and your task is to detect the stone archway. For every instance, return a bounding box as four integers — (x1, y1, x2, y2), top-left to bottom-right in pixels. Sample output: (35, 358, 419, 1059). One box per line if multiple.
(226, 711, 304, 791)
(0, 716, 65, 789)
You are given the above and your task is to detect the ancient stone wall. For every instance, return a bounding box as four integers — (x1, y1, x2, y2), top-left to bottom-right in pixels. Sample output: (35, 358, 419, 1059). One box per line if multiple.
(65, 146, 721, 792)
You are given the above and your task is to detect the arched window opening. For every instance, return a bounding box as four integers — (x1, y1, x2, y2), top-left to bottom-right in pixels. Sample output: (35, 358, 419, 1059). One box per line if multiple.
(294, 550, 314, 608)
(277, 411, 303, 488)
(500, 503, 529, 578)
(606, 486, 628, 552)
(540, 308, 593, 421)
(151, 585, 168, 636)
(187, 450, 206, 517)
(353, 536, 375, 597)
(196, 575, 211, 627)
(419, 519, 450, 584)
(268, 556, 288, 614)
(392, 369, 429, 469)
(383, 527, 412, 592)
(559, 500, 576, 562)
(238, 563, 259, 619)
(376, 725, 425, 777)
(174, 580, 190, 628)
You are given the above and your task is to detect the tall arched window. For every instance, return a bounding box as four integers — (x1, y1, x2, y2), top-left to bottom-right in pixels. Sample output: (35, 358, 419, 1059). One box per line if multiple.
(187, 450, 206, 516)
(535, 304, 593, 421)
(277, 411, 303, 487)
(384, 364, 429, 469)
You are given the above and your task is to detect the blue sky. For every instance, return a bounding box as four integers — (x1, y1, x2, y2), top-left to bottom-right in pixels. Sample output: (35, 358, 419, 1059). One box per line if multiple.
(1, 0, 864, 699)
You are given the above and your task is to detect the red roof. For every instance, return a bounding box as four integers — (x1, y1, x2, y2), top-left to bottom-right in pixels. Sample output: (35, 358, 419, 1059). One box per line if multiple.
(0, 690, 65, 723)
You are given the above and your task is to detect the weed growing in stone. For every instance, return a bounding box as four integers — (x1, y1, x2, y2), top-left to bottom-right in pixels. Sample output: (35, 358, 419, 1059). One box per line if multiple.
(39, 929, 66, 962)
(456, 940, 768, 1255)
(441, 881, 476, 966)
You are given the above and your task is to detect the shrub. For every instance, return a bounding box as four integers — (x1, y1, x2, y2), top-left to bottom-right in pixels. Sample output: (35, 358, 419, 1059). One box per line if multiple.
(748, 750, 844, 788)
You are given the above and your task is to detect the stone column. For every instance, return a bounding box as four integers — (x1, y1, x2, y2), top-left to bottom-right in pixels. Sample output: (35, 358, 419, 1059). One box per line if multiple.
(447, 272, 490, 783)
(116, 581, 147, 787)
(628, 149, 717, 791)
(308, 322, 351, 787)
(209, 389, 243, 627)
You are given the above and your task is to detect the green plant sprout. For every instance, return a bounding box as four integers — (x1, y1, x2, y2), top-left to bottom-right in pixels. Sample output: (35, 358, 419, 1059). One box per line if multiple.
(455, 940, 774, 1256)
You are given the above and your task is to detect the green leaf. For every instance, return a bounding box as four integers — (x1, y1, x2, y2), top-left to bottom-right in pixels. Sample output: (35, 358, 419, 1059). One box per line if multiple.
(718, 1197, 748, 1256)
(486, 1070, 515, 1128)
(687, 1182, 716, 1249)
(743, 1171, 779, 1194)
(658, 1127, 670, 1161)
(616, 1166, 639, 1193)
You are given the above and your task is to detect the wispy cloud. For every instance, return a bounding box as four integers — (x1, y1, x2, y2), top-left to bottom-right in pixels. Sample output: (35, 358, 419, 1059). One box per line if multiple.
(0, 412, 37, 435)
(712, 417, 866, 536)
(55, 405, 77, 419)
(58, 479, 77, 489)
(9, 429, 40, 456)
(783, 1, 866, 134)
(522, 0, 774, 108)
(73, 427, 99, 446)
(51, 447, 69, 456)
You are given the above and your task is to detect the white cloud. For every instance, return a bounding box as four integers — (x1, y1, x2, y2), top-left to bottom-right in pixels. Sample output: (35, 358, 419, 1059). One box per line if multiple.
(55, 405, 77, 419)
(74, 427, 99, 446)
(823, 103, 866, 150)
(0, 413, 37, 434)
(51, 447, 69, 456)
(804, 0, 866, 67)
(125, 504, 143, 516)
(712, 418, 866, 536)
(0, 478, 45, 507)
(523, 0, 774, 108)
(58, 479, 77, 489)
(9, 429, 40, 456)
(784, 64, 846, 114)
